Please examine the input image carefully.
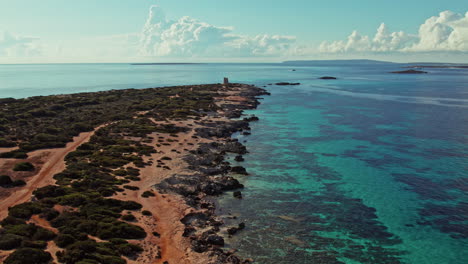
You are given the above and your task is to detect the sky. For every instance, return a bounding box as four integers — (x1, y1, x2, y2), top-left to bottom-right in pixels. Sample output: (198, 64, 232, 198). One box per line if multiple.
(0, 0, 467, 63)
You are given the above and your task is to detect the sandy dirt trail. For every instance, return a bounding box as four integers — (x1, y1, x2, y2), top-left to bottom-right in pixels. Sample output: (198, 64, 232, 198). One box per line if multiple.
(0, 125, 105, 220)
(114, 119, 213, 264)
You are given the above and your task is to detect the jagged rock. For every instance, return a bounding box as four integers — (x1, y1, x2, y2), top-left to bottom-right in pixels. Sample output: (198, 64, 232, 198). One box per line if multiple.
(192, 239, 209, 253)
(207, 235, 225, 246)
(233, 191, 242, 199)
(227, 222, 246, 235)
(227, 249, 238, 255)
(227, 227, 239, 235)
(183, 226, 196, 237)
(243, 116, 259, 122)
(231, 166, 248, 175)
(234, 155, 244, 162)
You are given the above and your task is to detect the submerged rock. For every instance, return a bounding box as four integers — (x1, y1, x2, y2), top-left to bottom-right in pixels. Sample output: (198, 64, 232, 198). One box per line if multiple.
(243, 116, 259, 122)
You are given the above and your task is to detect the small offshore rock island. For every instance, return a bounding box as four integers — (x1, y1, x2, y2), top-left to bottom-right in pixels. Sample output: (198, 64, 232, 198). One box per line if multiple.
(0, 83, 269, 264)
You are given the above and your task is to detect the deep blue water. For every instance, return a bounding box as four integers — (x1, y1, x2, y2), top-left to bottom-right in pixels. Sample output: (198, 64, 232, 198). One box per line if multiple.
(1, 62, 467, 263)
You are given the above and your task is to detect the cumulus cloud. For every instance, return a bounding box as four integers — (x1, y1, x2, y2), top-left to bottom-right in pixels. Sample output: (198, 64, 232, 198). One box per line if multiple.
(320, 10, 468, 53)
(0, 30, 41, 56)
(139, 5, 296, 57)
(410, 11, 468, 51)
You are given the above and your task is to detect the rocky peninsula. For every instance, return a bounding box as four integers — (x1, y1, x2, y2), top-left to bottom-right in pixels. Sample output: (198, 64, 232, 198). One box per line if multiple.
(0, 83, 269, 264)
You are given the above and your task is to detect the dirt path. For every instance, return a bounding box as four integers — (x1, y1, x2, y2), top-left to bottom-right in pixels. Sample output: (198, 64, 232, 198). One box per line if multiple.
(0, 125, 106, 220)
(114, 119, 214, 264)
(0, 147, 19, 154)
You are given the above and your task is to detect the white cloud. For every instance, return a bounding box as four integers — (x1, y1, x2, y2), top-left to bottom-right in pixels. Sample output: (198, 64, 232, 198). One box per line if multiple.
(138, 5, 296, 57)
(0, 30, 41, 57)
(409, 11, 468, 51)
(320, 10, 468, 54)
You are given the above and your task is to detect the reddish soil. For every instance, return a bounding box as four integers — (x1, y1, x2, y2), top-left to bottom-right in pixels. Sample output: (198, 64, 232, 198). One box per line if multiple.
(0, 126, 106, 220)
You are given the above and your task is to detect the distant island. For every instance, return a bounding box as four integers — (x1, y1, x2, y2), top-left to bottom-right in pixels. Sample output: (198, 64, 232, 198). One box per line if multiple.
(131, 63, 203, 66)
(283, 59, 394, 66)
(391, 69, 428, 74)
(405, 65, 468, 69)
(0, 83, 267, 264)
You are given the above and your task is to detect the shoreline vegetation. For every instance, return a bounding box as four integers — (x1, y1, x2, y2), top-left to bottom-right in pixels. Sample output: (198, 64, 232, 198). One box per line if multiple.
(0, 83, 269, 264)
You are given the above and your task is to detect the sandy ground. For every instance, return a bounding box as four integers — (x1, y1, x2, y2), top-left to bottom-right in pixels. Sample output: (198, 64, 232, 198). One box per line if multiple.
(0, 125, 106, 220)
(0, 126, 106, 263)
(114, 118, 215, 264)
(0, 147, 19, 154)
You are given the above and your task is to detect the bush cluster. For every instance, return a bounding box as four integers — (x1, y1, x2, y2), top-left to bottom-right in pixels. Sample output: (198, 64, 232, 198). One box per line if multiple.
(1, 84, 224, 262)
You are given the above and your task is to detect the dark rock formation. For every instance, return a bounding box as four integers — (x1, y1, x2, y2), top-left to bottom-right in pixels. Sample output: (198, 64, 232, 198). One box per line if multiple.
(234, 155, 244, 162)
(275, 82, 301, 86)
(243, 116, 259, 122)
(319, 76, 337, 80)
(153, 84, 268, 264)
(231, 166, 248, 175)
(233, 191, 242, 199)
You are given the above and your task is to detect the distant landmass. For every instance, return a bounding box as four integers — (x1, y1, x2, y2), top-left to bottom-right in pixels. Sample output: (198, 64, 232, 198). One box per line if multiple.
(131, 63, 203, 65)
(405, 63, 468, 69)
(283, 59, 395, 66)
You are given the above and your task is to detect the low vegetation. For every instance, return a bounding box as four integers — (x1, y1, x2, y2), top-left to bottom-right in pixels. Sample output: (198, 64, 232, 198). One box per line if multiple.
(13, 162, 35, 172)
(0, 84, 223, 262)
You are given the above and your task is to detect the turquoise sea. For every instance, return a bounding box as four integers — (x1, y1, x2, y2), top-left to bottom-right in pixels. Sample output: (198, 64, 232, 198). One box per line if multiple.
(1, 62, 467, 263)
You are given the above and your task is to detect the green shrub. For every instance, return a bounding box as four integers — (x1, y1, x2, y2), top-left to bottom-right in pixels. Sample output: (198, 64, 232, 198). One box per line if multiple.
(141, 191, 155, 198)
(41, 208, 60, 221)
(32, 227, 56, 241)
(0, 233, 23, 250)
(142, 210, 152, 216)
(8, 202, 44, 219)
(113, 169, 127, 176)
(120, 201, 142, 211)
(116, 243, 143, 257)
(1, 216, 26, 226)
(20, 240, 47, 249)
(4, 248, 52, 264)
(0, 150, 28, 159)
(13, 162, 35, 172)
(0, 175, 13, 186)
(126, 168, 140, 176)
(4, 224, 37, 237)
(97, 222, 146, 240)
(0, 138, 16, 147)
(55, 234, 77, 248)
(11, 180, 26, 187)
(121, 214, 136, 222)
(123, 185, 139, 191)
(33, 185, 69, 199)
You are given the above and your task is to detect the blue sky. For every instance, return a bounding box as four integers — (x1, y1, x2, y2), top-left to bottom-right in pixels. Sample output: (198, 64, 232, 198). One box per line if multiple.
(0, 0, 467, 63)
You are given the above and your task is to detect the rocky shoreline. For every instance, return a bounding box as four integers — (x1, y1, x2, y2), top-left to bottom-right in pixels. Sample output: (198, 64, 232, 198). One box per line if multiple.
(0, 83, 268, 264)
(155, 84, 269, 263)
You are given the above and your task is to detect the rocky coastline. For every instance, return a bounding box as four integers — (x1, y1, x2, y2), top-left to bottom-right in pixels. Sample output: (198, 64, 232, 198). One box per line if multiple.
(0, 83, 269, 264)
(156, 84, 269, 264)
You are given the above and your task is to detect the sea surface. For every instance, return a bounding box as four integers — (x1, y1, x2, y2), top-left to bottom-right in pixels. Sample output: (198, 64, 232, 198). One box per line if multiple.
(1, 62, 467, 263)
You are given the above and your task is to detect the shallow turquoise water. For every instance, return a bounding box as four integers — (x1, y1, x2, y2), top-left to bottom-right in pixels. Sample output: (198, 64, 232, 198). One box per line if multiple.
(1, 62, 467, 263)
(218, 77, 468, 263)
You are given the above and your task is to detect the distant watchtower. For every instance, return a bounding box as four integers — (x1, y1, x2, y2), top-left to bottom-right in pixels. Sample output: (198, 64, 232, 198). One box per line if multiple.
(223, 77, 229, 88)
